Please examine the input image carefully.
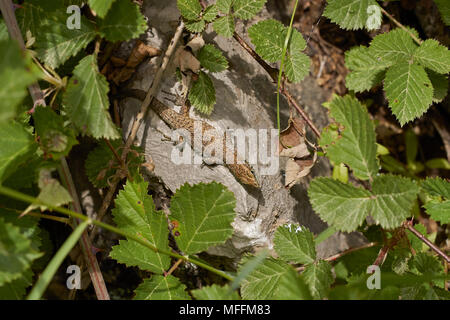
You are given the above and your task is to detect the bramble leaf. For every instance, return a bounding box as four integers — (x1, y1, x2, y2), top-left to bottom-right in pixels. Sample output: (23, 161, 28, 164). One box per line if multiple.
(423, 201, 450, 224)
(202, 5, 219, 22)
(216, 0, 234, 14)
(188, 71, 216, 114)
(421, 177, 450, 224)
(273, 267, 312, 300)
(302, 260, 333, 299)
(320, 95, 378, 180)
(421, 177, 450, 198)
(177, 0, 202, 21)
(63, 55, 120, 139)
(88, 0, 117, 18)
(134, 275, 190, 300)
(240, 258, 291, 300)
(98, 0, 147, 42)
(413, 39, 450, 74)
(185, 19, 206, 33)
(192, 284, 240, 300)
(213, 15, 235, 38)
(170, 182, 236, 255)
(434, 0, 450, 26)
(110, 176, 170, 274)
(384, 62, 433, 126)
(197, 44, 229, 72)
(369, 28, 419, 64)
(273, 224, 316, 264)
(323, 0, 381, 31)
(233, 0, 267, 20)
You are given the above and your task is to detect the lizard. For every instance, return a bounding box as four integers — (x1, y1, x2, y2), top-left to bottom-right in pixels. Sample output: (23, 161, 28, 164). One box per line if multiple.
(122, 88, 260, 188)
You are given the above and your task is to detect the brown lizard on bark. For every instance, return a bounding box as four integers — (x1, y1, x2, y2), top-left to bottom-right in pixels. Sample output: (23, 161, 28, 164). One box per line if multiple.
(122, 88, 260, 188)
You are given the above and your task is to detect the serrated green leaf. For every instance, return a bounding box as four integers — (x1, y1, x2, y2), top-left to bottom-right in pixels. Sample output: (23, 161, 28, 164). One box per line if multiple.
(177, 0, 202, 20)
(384, 62, 433, 126)
(285, 50, 311, 83)
(370, 28, 419, 64)
(88, 0, 117, 18)
(29, 169, 73, 211)
(213, 15, 235, 38)
(412, 252, 444, 275)
(370, 175, 419, 228)
(323, 0, 380, 31)
(33, 106, 78, 160)
(134, 275, 190, 300)
(302, 260, 333, 299)
(216, 0, 234, 14)
(192, 284, 240, 300)
(188, 71, 216, 115)
(110, 176, 170, 274)
(248, 19, 285, 62)
(0, 122, 36, 183)
(407, 223, 428, 253)
(0, 40, 40, 123)
(197, 44, 228, 72)
(240, 258, 291, 300)
(233, 0, 267, 20)
(424, 200, 450, 224)
(422, 177, 450, 198)
(273, 266, 312, 300)
(35, 13, 96, 69)
(202, 5, 219, 22)
(345, 46, 388, 92)
(320, 95, 378, 180)
(273, 224, 316, 264)
(0, 218, 41, 287)
(427, 70, 448, 103)
(0, 268, 33, 300)
(413, 39, 450, 74)
(308, 178, 372, 232)
(63, 54, 120, 139)
(98, 0, 147, 42)
(434, 0, 450, 26)
(170, 182, 235, 255)
(185, 19, 206, 33)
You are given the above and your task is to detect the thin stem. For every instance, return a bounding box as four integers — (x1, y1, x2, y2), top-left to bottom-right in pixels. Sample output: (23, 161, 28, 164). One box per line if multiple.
(404, 221, 450, 264)
(0, 185, 233, 282)
(165, 258, 183, 277)
(277, 0, 299, 133)
(27, 220, 90, 300)
(380, 7, 423, 45)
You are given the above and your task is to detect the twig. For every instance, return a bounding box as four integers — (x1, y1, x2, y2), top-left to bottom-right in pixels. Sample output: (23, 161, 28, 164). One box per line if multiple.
(233, 31, 321, 138)
(0, 0, 110, 300)
(165, 258, 183, 277)
(91, 20, 185, 231)
(380, 7, 423, 45)
(404, 220, 450, 264)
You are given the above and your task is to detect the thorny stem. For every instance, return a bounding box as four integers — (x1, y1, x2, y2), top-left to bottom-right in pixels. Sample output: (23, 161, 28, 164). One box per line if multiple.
(0, 0, 110, 300)
(380, 7, 423, 45)
(0, 185, 234, 282)
(233, 31, 321, 138)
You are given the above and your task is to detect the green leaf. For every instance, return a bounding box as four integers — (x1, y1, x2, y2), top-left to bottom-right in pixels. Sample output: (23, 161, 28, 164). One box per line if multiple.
(424, 200, 450, 224)
(216, 0, 234, 14)
(405, 128, 418, 164)
(323, 0, 381, 31)
(110, 176, 170, 274)
(233, 0, 267, 20)
(0, 122, 36, 183)
(0, 40, 39, 123)
(273, 224, 316, 264)
(98, 0, 147, 42)
(370, 28, 419, 64)
(185, 19, 206, 33)
(240, 258, 291, 300)
(284, 50, 311, 83)
(35, 13, 96, 69)
(434, 0, 450, 26)
(422, 177, 450, 198)
(213, 15, 235, 38)
(427, 70, 448, 103)
(0, 218, 41, 287)
(0, 269, 33, 300)
(413, 39, 450, 74)
(88, 0, 117, 18)
(192, 284, 240, 300)
(273, 266, 312, 300)
(308, 178, 372, 232)
(407, 223, 428, 253)
(197, 44, 229, 72)
(177, 0, 202, 20)
(202, 5, 219, 22)
(134, 275, 190, 300)
(248, 19, 285, 62)
(188, 71, 216, 115)
(345, 46, 388, 92)
(320, 95, 378, 180)
(384, 62, 433, 126)
(33, 107, 78, 160)
(170, 182, 236, 255)
(302, 260, 333, 299)
(412, 252, 444, 275)
(63, 54, 120, 139)
(34, 169, 73, 210)
(0, 19, 8, 41)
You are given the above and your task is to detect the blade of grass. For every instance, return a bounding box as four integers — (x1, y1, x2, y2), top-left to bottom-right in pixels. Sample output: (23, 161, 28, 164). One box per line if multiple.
(27, 220, 90, 300)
